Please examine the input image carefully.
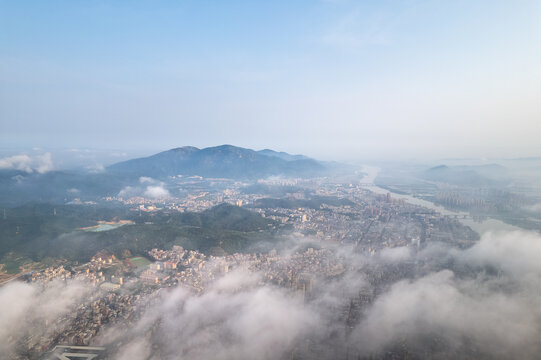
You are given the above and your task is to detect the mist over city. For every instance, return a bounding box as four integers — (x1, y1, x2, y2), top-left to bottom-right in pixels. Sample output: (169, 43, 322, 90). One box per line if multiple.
(2, 1, 541, 359)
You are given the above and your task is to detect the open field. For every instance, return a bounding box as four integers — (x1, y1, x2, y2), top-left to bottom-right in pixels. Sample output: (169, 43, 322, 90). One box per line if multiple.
(128, 257, 151, 268)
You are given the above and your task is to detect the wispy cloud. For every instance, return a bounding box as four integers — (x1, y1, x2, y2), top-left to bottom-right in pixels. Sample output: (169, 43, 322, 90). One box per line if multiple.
(352, 230, 541, 358)
(0, 280, 92, 356)
(0, 152, 53, 173)
(100, 270, 318, 360)
(321, 8, 390, 48)
(4, 230, 541, 358)
(86, 163, 105, 173)
(144, 185, 170, 198)
(319, 1, 420, 49)
(118, 177, 171, 199)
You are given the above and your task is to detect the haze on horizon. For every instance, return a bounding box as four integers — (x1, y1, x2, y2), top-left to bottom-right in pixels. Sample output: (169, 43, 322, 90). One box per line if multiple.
(1, 0, 540, 161)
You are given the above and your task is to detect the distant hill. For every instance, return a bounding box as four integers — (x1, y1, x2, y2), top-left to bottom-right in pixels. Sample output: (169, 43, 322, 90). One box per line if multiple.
(0, 169, 128, 206)
(256, 149, 309, 162)
(0, 146, 332, 206)
(107, 145, 326, 179)
(421, 164, 509, 187)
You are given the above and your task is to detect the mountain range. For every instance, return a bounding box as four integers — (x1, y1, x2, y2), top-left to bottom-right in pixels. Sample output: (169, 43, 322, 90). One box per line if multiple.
(107, 145, 326, 179)
(422, 164, 510, 187)
(0, 145, 331, 205)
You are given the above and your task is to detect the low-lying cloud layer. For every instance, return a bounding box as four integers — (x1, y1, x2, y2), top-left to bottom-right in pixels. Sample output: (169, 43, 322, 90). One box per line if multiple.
(105, 271, 318, 360)
(103, 230, 541, 359)
(118, 177, 170, 199)
(0, 152, 53, 173)
(0, 280, 91, 356)
(3, 230, 541, 359)
(353, 231, 541, 359)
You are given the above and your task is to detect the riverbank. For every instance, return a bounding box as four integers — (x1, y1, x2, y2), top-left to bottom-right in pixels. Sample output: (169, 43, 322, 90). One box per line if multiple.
(359, 166, 523, 235)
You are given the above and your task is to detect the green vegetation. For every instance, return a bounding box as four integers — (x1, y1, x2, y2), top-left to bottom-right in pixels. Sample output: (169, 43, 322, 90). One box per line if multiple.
(2, 258, 22, 274)
(129, 257, 151, 268)
(0, 203, 280, 266)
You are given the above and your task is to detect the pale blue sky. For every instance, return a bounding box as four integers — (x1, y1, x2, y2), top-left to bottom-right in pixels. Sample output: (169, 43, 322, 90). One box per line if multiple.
(1, 0, 540, 160)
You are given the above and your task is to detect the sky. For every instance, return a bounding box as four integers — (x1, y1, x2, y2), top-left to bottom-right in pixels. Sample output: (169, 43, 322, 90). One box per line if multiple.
(1, 0, 540, 161)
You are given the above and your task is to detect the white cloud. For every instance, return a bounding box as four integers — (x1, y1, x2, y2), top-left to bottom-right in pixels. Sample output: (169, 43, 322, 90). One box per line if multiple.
(0, 280, 92, 356)
(352, 230, 541, 358)
(4, 230, 541, 359)
(102, 270, 318, 360)
(378, 246, 412, 262)
(86, 163, 105, 173)
(118, 180, 170, 199)
(118, 186, 138, 198)
(0, 152, 53, 173)
(525, 202, 541, 212)
(144, 185, 170, 198)
(462, 230, 541, 276)
(139, 176, 156, 184)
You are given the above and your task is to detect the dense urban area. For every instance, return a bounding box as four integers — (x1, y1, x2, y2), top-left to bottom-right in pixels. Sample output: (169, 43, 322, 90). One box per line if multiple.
(1, 172, 488, 359)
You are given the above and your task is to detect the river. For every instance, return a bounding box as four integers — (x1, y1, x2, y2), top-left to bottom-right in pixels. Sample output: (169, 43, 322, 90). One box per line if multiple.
(359, 166, 522, 235)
